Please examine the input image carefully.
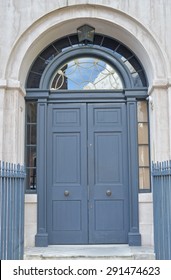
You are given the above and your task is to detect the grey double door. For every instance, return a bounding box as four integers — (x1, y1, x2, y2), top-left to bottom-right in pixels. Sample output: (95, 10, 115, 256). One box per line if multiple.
(47, 102, 129, 244)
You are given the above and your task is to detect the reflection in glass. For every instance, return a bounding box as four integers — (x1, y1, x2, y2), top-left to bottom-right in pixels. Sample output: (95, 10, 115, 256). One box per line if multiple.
(26, 102, 37, 123)
(26, 146, 36, 168)
(137, 101, 148, 122)
(121, 58, 143, 87)
(138, 123, 148, 144)
(26, 124, 36, 145)
(50, 57, 123, 90)
(26, 168, 36, 190)
(139, 168, 150, 189)
(138, 146, 149, 167)
(27, 34, 147, 88)
(137, 100, 150, 191)
(26, 101, 37, 192)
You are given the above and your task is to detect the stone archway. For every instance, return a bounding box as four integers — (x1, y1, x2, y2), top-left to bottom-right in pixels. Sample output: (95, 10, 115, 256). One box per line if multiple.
(5, 4, 168, 88)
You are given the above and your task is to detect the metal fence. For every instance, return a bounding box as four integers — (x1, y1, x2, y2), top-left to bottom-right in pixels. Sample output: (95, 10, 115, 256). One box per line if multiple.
(0, 161, 25, 260)
(152, 161, 171, 260)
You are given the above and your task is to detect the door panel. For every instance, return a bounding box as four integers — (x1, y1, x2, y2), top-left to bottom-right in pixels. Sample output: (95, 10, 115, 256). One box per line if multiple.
(52, 200, 81, 231)
(88, 104, 129, 243)
(94, 133, 122, 184)
(47, 104, 88, 244)
(53, 133, 81, 184)
(47, 103, 129, 244)
(94, 200, 124, 230)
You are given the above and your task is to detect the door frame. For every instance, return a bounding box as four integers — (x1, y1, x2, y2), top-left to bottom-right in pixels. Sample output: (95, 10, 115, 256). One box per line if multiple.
(34, 92, 142, 247)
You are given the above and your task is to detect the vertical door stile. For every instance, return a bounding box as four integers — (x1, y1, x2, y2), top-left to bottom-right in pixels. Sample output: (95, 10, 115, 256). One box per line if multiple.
(86, 104, 90, 211)
(87, 104, 94, 230)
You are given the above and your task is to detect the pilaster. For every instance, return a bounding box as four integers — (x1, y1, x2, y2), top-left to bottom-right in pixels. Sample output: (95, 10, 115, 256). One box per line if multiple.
(127, 98, 141, 246)
(35, 99, 48, 247)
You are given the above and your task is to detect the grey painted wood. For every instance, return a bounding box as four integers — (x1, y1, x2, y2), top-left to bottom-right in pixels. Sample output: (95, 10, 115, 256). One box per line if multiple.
(47, 104, 88, 244)
(127, 99, 141, 246)
(35, 100, 48, 247)
(88, 103, 129, 243)
(47, 103, 129, 244)
(26, 89, 148, 101)
(34, 96, 142, 246)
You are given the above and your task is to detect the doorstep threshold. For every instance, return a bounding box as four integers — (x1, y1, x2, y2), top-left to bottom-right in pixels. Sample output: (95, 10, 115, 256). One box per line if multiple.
(24, 245, 155, 260)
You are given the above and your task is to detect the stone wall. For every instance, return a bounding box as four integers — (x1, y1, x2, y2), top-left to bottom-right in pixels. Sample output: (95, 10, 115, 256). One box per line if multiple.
(139, 193, 154, 246)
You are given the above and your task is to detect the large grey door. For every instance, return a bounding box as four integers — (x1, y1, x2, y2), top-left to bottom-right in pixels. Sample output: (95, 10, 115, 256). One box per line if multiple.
(47, 103, 129, 244)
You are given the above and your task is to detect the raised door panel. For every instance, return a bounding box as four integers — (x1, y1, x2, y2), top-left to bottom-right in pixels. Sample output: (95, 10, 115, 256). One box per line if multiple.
(95, 133, 122, 185)
(53, 133, 81, 185)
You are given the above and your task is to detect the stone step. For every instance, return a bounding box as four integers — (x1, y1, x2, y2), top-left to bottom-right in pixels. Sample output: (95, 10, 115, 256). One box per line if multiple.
(24, 245, 155, 260)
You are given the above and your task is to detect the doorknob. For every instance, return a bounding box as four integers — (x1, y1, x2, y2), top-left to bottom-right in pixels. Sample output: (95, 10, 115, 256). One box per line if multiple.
(106, 190, 112, 196)
(64, 190, 69, 196)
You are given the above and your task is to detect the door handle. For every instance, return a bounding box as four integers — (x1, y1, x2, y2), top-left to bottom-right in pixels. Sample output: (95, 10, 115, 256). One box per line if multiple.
(106, 190, 112, 196)
(64, 190, 69, 197)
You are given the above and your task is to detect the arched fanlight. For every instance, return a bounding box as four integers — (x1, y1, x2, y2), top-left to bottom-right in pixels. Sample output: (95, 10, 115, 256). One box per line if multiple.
(26, 33, 148, 88)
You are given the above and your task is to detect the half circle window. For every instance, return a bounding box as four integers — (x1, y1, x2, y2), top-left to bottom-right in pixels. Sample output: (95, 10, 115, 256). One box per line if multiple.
(26, 34, 148, 89)
(50, 57, 123, 90)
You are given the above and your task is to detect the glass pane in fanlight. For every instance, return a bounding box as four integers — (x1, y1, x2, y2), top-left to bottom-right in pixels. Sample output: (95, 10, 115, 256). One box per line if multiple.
(50, 57, 123, 90)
